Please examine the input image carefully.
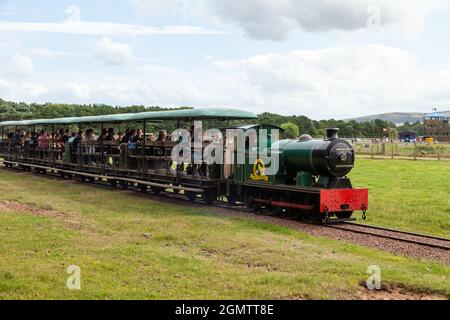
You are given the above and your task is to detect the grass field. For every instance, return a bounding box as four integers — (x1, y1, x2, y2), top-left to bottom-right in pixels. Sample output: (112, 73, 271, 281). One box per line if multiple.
(0, 164, 449, 299)
(350, 159, 450, 237)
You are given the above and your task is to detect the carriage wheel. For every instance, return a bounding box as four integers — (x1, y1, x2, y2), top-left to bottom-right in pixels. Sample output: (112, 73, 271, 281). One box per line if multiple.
(151, 186, 161, 195)
(139, 185, 148, 192)
(172, 183, 181, 194)
(187, 192, 197, 202)
(202, 191, 216, 205)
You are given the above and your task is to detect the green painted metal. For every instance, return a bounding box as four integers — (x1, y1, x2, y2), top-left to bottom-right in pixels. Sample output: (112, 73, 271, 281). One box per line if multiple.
(272, 139, 319, 175)
(296, 171, 313, 187)
(0, 108, 257, 127)
(235, 124, 284, 131)
(129, 108, 257, 121)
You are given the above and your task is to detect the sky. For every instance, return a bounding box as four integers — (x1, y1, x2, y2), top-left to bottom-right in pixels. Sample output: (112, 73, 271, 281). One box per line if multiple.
(0, 0, 450, 120)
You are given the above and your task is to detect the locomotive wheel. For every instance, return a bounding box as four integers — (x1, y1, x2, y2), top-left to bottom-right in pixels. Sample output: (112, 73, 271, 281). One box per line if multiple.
(244, 194, 260, 212)
(309, 206, 323, 223)
(151, 186, 161, 195)
(335, 211, 353, 219)
(227, 194, 237, 206)
(187, 192, 197, 202)
(203, 191, 216, 205)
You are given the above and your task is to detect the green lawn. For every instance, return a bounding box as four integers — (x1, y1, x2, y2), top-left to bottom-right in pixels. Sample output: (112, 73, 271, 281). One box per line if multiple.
(350, 159, 450, 237)
(0, 168, 449, 299)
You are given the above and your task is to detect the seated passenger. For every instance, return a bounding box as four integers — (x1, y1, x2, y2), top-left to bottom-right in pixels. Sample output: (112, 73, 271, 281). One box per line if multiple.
(37, 130, 49, 149)
(13, 128, 22, 146)
(117, 132, 124, 142)
(104, 128, 116, 142)
(54, 133, 63, 159)
(157, 130, 167, 142)
(29, 132, 37, 150)
(62, 129, 70, 144)
(133, 129, 144, 143)
(147, 133, 156, 142)
(121, 129, 136, 144)
(85, 129, 96, 154)
(68, 132, 76, 143)
(70, 130, 84, 162)
(97, 128, 108, 142)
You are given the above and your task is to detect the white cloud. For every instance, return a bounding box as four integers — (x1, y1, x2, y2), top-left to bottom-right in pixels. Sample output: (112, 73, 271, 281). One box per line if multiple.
(12, 54, 34, 76)
(0, 79, 47, 101)
(202, 45, 424, 118)
(29, 48, 56, 59)
(0, 78, 12, 88)
(140, 63, 175, 74)
(94, 37, 134, 66)
(131, 0, 176, 15)
(0, 21, 224, 36)
(22, 83, 47, 97)
(2, 45, 450, 119)
(64, 82, 91, 100)
(192, 0, 440, 40)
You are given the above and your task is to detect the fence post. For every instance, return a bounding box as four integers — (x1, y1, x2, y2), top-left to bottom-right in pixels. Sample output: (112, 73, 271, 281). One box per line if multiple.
(437, 143, 441, 161)
(371, 145, 374, 159)
(391, 143, 394, 159)
(414, 142, 417, 160)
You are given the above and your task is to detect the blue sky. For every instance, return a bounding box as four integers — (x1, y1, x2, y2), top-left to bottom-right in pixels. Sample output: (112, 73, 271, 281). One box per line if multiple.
(0, 0, 450, 119)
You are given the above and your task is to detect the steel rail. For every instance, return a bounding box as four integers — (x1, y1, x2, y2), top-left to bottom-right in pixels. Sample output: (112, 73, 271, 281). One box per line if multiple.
(324, 224, 450, 251)
(342, 221, 450, 243)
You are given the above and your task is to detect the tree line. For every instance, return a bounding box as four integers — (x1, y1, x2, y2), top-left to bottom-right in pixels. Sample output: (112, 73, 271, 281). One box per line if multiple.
(1, 99, 416, 138)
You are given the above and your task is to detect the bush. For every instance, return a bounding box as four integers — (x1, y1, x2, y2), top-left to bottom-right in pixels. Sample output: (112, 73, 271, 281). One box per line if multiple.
(281, 122, 300, 139)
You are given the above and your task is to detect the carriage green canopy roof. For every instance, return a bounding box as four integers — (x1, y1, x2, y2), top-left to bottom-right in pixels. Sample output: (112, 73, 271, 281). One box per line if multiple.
(0, 108, 257, 127)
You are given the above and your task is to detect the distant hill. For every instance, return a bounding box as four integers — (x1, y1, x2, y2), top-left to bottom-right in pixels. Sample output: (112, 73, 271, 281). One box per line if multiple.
(344, 111, 450, 125)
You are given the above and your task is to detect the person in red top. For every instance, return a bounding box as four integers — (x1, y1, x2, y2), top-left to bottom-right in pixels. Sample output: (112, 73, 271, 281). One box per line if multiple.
(37, 130, 49, 149)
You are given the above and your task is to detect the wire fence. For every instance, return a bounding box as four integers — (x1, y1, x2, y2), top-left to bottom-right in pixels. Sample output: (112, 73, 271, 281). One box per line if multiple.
(352, 141, 450, 160)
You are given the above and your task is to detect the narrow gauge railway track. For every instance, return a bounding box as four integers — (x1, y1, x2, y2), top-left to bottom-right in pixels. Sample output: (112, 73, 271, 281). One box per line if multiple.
(324, 222, 450, 251)
(1, 160, 449, 260)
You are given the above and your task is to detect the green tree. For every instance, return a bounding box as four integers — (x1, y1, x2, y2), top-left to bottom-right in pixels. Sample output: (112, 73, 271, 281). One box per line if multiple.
(389, 128, 398, 141)
(281, 122, 300, 139)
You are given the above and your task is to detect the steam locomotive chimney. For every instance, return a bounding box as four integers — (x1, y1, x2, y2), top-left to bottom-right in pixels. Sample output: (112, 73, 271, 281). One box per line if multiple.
(325, 128, 339, 140)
